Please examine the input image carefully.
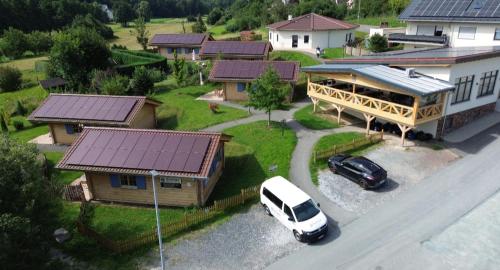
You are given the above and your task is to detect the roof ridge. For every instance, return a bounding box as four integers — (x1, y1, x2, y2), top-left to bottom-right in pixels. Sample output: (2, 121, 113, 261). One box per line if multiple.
(83, 126, 223, 136)
(49, 93, 146, 99)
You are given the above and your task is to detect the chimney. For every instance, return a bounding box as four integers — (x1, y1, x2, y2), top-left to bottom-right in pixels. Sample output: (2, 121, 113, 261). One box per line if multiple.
(288, 15, 293, 21)
(406, 68, 418, 78)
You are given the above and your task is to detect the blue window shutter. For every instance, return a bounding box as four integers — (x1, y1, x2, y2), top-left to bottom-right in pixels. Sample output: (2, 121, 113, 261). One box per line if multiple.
(237, 83, 246, 92)
(110, 174, 120, 188)
(136, 176, 146, 189)
(64, 124, 74, 134)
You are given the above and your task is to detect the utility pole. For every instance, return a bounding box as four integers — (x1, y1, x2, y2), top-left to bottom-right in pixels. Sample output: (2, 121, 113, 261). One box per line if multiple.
(357, 0, 361, 22)
(150, 170, 165, 270)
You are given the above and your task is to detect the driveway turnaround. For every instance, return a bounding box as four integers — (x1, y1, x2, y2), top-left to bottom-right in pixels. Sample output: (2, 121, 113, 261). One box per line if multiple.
(318, 140, 458, 215)
(140, 205, 302, 270)
(266, 123, 500, 270)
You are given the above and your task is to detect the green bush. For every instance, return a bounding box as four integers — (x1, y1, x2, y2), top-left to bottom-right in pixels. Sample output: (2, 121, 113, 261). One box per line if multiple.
(0, 66, 22, 92)
(12, 119, 24, 131)
(367, 33, 388, 53)
(26, 31, 53, 54)
(186, 15, 196, 22)
(15, 100, 27, 116)
(101, 75, 130, 95)
(71, 14, 114, 40)
(207, 8, 224, 25)
(128, 66, 154, 95)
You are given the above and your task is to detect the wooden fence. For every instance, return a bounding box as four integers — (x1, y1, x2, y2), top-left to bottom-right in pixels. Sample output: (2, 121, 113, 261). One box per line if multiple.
(313, 132, 384, 163)
(77, 185, 261, 253)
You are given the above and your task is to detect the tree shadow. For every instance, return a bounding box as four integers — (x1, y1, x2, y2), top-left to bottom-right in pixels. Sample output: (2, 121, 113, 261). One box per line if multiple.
(157, 113, 179, 130)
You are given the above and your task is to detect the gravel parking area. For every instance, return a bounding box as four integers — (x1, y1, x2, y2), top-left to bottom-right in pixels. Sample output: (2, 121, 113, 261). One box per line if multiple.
(139, 204, 303, 270)
(318, 140, 459, 215)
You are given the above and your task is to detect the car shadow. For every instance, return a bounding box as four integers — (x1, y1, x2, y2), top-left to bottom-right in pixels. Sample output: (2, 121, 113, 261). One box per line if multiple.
(307, 218, 341, 246)
(373, 178, 399, 193)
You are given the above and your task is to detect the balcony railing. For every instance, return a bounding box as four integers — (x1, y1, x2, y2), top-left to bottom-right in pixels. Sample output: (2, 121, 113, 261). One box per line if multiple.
(308, 82, 444, 126)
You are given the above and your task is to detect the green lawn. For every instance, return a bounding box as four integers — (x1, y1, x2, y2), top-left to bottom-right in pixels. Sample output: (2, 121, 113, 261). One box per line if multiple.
(347, 15, 406, 28)
(210, 121, 297, 201)
(153, 83, 248, 131)
(294, 104, 340, 130)
(8, 124, 48, 143)
(0, 85, 48, 113)
(44, 152, 83, 185)
(270, 51, 321, 67)
(321, 48, 350, 60)
(310, 132, 374, 185)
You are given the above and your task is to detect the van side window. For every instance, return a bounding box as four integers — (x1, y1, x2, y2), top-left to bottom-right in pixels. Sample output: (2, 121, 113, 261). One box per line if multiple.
(284, 204, 294, 220)
(263, 188, 283, 208)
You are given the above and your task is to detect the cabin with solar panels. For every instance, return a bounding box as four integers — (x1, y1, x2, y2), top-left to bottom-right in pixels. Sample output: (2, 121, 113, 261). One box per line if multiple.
(149, 33, 213, 61)
(28, 94, 161, 145)
(56, 127, 230, 207)
(208, 60, 300, 101)
(199, 41, 272, 60)
(390, 0, 500, 49)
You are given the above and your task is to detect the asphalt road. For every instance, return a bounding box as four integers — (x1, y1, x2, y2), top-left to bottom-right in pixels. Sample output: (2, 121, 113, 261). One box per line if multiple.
(266, 123, 500, 270)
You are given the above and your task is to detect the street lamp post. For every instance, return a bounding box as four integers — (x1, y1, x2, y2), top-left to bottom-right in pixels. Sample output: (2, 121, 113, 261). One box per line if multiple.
(150, 170, 165, 270)
(357, 0, 361, 22)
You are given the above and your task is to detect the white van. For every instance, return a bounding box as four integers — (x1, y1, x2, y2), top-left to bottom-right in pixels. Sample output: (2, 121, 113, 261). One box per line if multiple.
(260, 176, 328, 242)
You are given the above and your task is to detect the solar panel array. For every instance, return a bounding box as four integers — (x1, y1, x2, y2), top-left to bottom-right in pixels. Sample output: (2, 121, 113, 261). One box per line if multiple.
(202, 41, 268, 55)
(150, 34, 206, 45)
(65, 129, 212, 173)
(408, 0, 500, 19)
(213, 61, 297, 81)
(32, 95, 139, 122)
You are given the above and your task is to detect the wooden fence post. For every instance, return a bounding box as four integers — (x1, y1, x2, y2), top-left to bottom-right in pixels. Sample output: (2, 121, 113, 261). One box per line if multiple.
(241, 189, 245, 204)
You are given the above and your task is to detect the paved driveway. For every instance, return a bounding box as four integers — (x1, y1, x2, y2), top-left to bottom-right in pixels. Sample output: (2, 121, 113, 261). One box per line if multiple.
(318, 139, 458, 215)
(140, 204, 303, 270)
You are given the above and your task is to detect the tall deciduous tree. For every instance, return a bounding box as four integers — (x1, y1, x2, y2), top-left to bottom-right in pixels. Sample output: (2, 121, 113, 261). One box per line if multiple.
(137, 1, 152, 22)
(113, 0, 136, 27)
(48, 27, 111, 89)
(248, 67, 291, 126)
(132, 16, 150, 51)
(191, 14, 207, 33)
(172, 49, 186, 85)
(0, 136, 62, 269)
(128, 66, 155, 95)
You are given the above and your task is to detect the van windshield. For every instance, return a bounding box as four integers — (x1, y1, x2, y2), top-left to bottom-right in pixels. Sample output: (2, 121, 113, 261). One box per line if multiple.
(292, 199, 320, 222)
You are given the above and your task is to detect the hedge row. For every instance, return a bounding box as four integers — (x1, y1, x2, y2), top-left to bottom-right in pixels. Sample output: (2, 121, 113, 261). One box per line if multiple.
(111, 50, 168, 76)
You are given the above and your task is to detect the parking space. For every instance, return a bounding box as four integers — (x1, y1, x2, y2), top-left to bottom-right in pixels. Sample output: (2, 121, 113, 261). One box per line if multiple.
(140, 204, 303, 270)
(318, 138, 459, 215)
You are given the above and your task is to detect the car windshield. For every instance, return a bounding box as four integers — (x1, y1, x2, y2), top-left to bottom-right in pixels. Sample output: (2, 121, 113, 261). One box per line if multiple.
(292, 199, 320, 222)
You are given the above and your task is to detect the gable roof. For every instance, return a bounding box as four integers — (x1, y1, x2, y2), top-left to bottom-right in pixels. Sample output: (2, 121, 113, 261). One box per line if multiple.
(268, 13, 358, 31)
(149, 33, 211, 46)
(209, 60, 300, 83)
(28, 94, 161, 126)
(200, 41, 272, 57)
(39, 77, 67, 90)
(301, 64, 455, 97)
(400, 0, 500, 22)
(57, 127, 228, 178)
(330, 46, 500, 65)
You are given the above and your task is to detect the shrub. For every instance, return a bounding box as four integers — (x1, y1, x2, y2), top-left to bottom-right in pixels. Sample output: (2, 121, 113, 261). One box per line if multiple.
(148, 68, 166, 83)
(0, 66, 22, 92)
(0, 28, 28, 58)
(71, 14, 114, 40)
(128, 66, 154, 95)
(367, 33, 388, 53)
(26, 31, 53, 54)
(15, 100, 27, 116)
(191, 14, 207, 33)
(207, 8, 224, 25)
(0, 113, 7, 132)
(101, 75, 130, 95)
(111, 44, 128, 50)
(12, 120, 24, 131)
(186, 15, 196, 22)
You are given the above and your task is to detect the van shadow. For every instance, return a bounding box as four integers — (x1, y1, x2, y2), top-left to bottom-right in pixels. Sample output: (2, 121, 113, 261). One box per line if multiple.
(307, 217, 341, 246)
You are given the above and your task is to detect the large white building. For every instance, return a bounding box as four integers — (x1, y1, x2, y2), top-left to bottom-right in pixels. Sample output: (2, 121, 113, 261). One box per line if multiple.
(267, 13, 358, 53)
(389, 0, 500, 49)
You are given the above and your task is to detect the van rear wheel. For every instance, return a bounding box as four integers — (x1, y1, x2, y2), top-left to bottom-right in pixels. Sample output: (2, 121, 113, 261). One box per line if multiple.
(263, 205, 272, 216)
(293, 230, 303, 242)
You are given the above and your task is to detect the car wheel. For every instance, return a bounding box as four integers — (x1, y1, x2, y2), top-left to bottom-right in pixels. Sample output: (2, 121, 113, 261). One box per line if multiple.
(263, 205, 272, 216)
(359, 180, 369, 190)
(293, 230, 303, 242)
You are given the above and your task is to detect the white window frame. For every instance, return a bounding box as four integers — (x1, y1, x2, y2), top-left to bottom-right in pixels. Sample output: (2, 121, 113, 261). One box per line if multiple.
(160, 177, 182, 189)
(458, 26, 476, 40)
(495, 28, 500, 40)
(120, 175, 137, 189)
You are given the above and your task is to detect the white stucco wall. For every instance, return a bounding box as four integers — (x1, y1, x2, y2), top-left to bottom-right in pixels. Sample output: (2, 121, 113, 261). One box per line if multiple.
(405, 21, 500, 48)
(269, 29, 354, 52)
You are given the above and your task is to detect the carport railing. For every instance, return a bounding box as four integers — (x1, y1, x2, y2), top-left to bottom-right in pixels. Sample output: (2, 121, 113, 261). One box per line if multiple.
(313, 132, 384, 163)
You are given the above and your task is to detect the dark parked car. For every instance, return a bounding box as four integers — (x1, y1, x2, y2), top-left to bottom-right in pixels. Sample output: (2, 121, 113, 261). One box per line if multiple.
(327, 154, 387, 189)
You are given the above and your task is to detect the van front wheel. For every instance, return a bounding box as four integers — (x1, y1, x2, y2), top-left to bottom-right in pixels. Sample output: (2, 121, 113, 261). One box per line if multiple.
(293, 230, 303, 242)
(263, 204, 272, 216)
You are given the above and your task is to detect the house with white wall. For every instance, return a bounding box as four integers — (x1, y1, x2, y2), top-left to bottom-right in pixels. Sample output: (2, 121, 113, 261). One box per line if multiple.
(389, 0, 500, 49)
(267, 13, 358, 53)
(317, 46, 500, 137)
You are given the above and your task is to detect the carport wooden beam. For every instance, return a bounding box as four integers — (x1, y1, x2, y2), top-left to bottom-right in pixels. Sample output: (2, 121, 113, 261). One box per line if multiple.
(363, 113, 375, 135)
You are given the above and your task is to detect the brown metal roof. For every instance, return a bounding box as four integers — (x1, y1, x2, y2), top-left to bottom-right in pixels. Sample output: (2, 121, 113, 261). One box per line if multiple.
(28, 94, 161, 126)
(208, 60, 300, 83)
(57, 127, 229, 178)
(199, 41, 272, 58)
(149, 33, 211, 46)
(268, 13, 358, 31)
